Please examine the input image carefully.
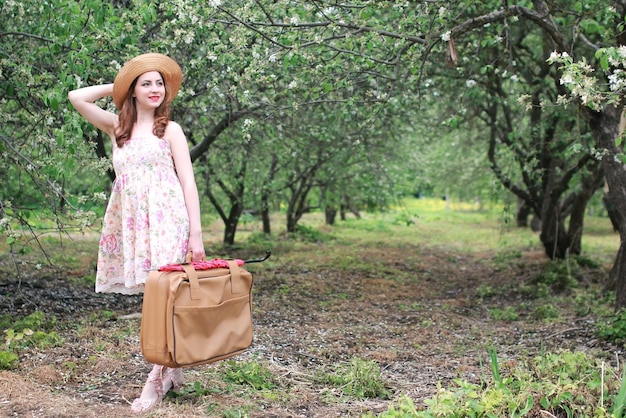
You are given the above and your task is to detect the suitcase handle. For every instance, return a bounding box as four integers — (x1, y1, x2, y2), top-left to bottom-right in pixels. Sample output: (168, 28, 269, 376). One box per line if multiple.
(181, 260, 243, 300)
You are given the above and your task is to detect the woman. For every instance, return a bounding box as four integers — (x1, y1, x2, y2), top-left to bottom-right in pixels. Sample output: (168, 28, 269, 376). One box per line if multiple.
(68, 53, 205, 414)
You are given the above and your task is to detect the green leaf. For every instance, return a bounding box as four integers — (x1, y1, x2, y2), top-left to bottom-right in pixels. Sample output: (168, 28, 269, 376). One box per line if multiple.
(50, 96, 59, 111)
(600, 55, 609, 71)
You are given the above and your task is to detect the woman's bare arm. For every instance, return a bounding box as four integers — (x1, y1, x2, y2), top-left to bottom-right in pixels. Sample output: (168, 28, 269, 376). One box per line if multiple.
(166, 121, 205, 261)
(68, 84, 117, 138)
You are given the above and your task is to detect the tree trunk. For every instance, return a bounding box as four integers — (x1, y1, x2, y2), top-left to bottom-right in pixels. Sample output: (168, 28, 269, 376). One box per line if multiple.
(261, 208, 271, 235)
(530, 215, 542, 232)
(285, 172, 316, 233)
(539, 203, 569, 259)
(516, 201, 532, 227)
(603, 192, 621, 232)
(325, 206, 337, 225)
(261, 193, 271, 235)
(223, 201, 244, 247)
(343, 195, 361, 219)
(588, 106, 626, 308)
(566, 162, 605, 256)
(286, 212, 297, 233)
(538, 153, 570, 259)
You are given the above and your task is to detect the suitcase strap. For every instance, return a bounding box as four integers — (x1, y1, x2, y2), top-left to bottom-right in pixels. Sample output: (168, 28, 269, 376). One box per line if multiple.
(181, 260, 244, 300)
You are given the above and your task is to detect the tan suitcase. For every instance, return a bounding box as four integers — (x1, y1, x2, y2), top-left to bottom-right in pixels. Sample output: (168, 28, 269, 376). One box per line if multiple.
(140, 259, 254, 368)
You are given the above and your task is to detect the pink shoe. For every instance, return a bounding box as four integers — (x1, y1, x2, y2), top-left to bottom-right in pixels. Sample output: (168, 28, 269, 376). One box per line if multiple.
(130, 366, 166, 414)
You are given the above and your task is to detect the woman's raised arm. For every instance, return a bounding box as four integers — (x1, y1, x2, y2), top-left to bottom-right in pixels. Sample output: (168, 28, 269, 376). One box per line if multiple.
(68, 83, 117, 138)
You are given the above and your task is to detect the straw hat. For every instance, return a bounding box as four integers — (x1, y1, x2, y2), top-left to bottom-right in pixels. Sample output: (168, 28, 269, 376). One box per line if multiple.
(112, 53, 182, 110)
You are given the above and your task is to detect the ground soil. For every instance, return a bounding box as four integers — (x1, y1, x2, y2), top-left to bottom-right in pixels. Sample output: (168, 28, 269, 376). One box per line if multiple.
(0, 242, 619, 417)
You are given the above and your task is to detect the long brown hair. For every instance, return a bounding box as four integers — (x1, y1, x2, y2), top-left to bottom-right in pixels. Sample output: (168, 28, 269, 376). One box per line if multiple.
(114, 73, 171, 147)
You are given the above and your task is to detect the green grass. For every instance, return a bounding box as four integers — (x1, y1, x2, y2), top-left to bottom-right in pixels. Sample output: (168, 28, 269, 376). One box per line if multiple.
(367, 349, 625, 418)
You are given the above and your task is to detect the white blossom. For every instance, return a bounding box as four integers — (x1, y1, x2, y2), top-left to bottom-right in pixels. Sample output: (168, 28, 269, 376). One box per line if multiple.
(547, 51, 562, 64)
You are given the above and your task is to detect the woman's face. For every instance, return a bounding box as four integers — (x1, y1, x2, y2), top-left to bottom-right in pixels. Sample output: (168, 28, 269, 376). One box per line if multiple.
(133, 71, 166, 109)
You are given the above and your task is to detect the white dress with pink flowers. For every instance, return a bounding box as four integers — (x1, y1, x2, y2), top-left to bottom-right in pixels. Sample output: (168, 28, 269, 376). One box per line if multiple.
(95, 135, 190, 294)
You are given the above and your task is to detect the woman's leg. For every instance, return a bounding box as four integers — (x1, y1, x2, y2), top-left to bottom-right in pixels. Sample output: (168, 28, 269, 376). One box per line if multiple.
(163, 367, 185, 392)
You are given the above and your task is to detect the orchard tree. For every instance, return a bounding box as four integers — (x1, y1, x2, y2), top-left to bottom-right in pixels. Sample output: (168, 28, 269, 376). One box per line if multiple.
(0, 0, 127, 262)
(413, 0, 626, 306)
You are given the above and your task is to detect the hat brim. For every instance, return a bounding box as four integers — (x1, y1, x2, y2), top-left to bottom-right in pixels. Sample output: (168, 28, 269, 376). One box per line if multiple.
(113, 53, 182, 110)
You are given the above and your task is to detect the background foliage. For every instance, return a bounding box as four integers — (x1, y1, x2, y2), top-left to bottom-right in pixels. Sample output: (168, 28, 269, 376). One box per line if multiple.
(1, 0, 624, 275)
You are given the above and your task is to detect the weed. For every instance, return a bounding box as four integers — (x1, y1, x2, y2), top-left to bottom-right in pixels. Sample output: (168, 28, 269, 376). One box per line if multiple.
(486, 345, 501, 386)
(492, 249, 522, 269)
(489, 306, 519, 321)
(598, 308, 626, 344)
(276, 284, 290, 297)
(93, 338, 108, 352)
(476, 284, 495, 298)
(15, 310, 53, 331)
(245, 231, 277, 249)
(532, 259, 578, 293)
(0, 350, 19, 370)
(222, 406, 252, 418)
(176, 380, 214, 399)
(573, 255, 600, 268)
(392, 212, 418, 227)
(614, 366, 626, 418)
(315, 357, 391, 400)
(88, 310, 115, 323)
(5, 328, 64, 350)
(222, 358, 277, 391)
(292, 224, 332, 243)
(531, 304, 561, 321)
(2, 311, 64, 367)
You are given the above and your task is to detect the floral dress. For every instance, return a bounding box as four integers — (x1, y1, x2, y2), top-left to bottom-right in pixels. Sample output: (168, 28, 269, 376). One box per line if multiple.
(95, 135, 189, 294)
